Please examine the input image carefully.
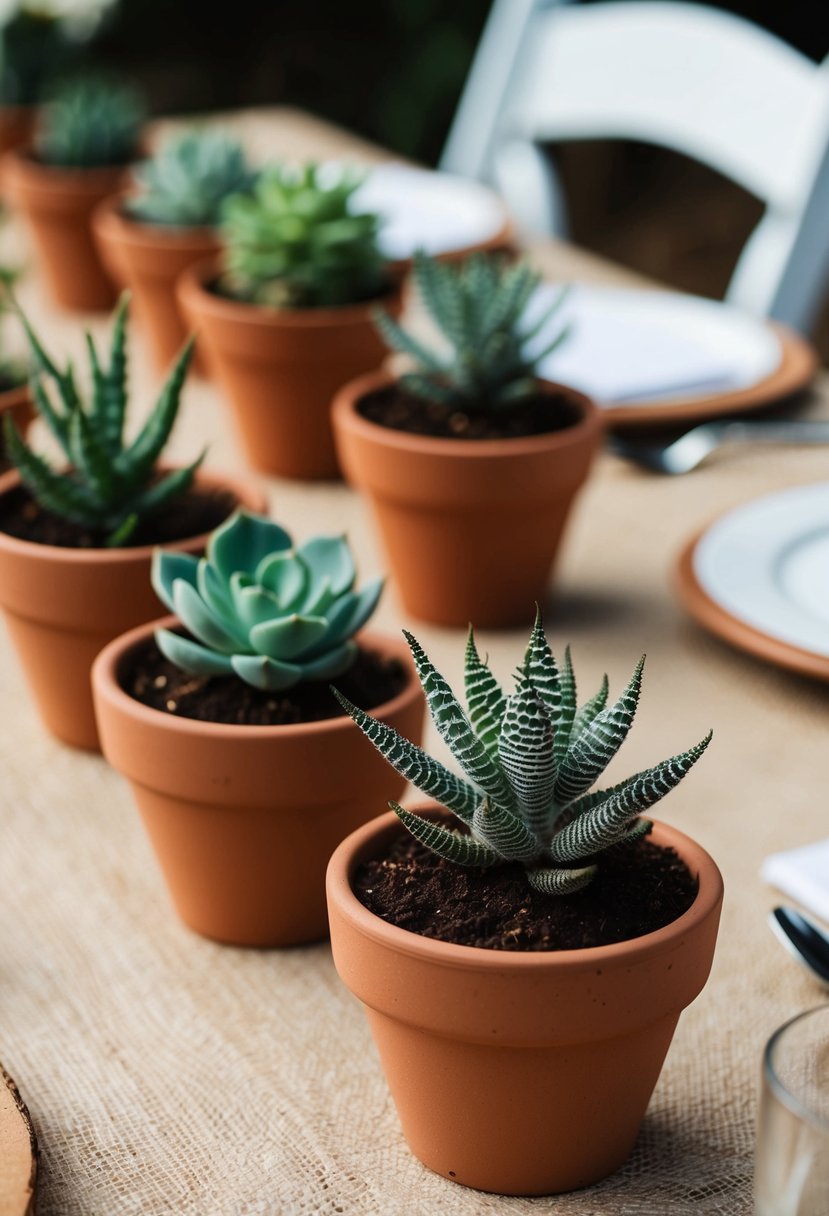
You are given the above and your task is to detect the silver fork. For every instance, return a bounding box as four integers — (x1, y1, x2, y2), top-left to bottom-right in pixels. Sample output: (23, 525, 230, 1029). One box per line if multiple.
(609, 420, 829, 474)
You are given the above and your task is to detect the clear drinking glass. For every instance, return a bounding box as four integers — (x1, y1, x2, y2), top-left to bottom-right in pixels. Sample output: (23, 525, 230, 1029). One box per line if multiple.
(755, 1005, 829, 1216)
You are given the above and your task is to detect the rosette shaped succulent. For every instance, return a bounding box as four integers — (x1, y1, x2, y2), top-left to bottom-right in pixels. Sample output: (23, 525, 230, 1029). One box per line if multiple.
(152, 511, 384, 691)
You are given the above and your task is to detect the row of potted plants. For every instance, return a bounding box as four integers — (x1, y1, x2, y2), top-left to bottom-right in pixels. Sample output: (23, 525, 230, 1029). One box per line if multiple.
(0, 110, 725, 1197)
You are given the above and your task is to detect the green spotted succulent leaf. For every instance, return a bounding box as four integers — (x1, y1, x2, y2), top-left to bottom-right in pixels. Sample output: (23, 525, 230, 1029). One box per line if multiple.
(4, 292, 199, 545)
(374, 251, 570, 412)
(152, 512, 381, 692)
(347, 615, 711, 897)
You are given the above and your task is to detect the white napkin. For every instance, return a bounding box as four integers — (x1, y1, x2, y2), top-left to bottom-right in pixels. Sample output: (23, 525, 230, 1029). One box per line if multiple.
(761, 839, 829, 923)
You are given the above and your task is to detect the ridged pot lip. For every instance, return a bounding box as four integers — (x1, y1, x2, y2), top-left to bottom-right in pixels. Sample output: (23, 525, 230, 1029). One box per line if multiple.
(3, 144, 131, 193)
(0, 465, 266, 567)
(177, 256, 404, 329)
(92, 619, 422, 742)
(332, 369, 604, 460)
(92, 191, 219, 248)
(327, 804, 724, 971)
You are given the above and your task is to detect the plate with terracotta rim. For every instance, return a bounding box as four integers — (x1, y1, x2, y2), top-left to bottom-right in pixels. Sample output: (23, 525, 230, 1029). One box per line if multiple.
(529, 284, 818, 429)
(675, 482, 829, 681)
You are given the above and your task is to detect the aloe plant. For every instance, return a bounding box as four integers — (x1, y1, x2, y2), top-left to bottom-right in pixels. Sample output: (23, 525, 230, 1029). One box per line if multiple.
(219, 163, 386, 308)
(128, 129, 257, 228)
(152, 511, 383, 691)
(375, 251, 569, 411)
(3, 293, 202, 545)
(336, 611, 711, 895)
(36, 78, 143, 168)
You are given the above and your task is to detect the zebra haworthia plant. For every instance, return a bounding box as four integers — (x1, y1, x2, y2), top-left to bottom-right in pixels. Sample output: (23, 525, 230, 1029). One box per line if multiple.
(3, 293, 201, 546)
(152, 511, 384, 692)
(336, 612, 711, 895)
(373, 251, 569, 412)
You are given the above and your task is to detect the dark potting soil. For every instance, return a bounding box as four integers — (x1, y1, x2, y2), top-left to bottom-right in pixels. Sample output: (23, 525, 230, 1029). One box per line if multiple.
(357, 384, 583, 441)
(354, 829, 698, 951)
(0, 483, 236, 549)
(123, 637, 408, 726)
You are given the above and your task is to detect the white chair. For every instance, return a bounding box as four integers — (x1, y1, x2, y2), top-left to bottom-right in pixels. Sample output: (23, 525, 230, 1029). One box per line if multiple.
(441, 0, 829, 334)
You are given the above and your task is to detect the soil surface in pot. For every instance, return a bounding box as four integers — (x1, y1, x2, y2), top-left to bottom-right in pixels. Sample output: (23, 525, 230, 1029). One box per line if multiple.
(0, 483, 236, 549)
(354, 831, 697, 951)
(357, 384, 583, 441)
(124, 637, 408, 726)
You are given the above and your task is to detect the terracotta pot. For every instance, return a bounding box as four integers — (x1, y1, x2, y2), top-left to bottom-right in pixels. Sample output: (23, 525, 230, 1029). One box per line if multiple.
(177, 260, 403, 480)
(0, 468, 265, 751)
(0, 383, 33, 468)
(327, 806, 724, 1195)
(92, 624, 425, 947)
(332, 371, 603, 628)
(92, 196, 219, 375)
(0, 105, 35, 162)
(3, 147, 127, 311)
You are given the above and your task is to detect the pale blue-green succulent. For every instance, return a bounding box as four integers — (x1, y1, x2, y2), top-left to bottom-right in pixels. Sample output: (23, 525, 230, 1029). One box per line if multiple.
(128, 129, 257, 228)
(336, 611, 711, 895)
(152, 511, 384, 691)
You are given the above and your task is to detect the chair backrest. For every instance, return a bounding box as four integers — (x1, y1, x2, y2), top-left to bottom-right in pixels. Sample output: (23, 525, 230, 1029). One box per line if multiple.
(441, 0, 829, 333)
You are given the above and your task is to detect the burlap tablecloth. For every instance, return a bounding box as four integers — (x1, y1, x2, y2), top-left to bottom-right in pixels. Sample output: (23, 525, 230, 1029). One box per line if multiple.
(0, 109, 825, 1216)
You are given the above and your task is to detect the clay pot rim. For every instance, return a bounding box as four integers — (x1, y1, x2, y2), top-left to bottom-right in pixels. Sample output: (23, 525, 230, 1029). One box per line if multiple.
(332, 368, 604, 460)
(327, 805, 724, 970)
(0, 465, 265, 566)
(0, 381, 30, 410)
(92, 191, 219, 247)
(3, 145, 132, 192)
(92, 618, 421, 741)
(178, 257, 403, 329)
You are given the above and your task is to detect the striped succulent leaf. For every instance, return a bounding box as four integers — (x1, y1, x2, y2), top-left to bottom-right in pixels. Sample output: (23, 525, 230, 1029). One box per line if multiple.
(344, 616, 711, 897)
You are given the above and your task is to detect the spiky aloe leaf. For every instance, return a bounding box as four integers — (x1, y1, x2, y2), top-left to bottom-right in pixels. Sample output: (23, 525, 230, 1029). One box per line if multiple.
(464, 628, 506, 757)
(404, 630, 517, 812)
(3, 416, 96, 522)
(571, 674, 609, 742)
(551, 732, 711, 864)
(89, 294, 128, 456)
(471, 796, 539, 863)
(554, 657, 645, 807)
(117, 339, 194, 489)
(68, 408, 114, 504)
(333, 690, 480, 822)
(372, 306, 447, 374)
(392, 804, 498, 868)
(527, 865, 596, 895)
(522, 608, 576, 768)
(29, 374, 71, 458)
(497, 677, 556, 837)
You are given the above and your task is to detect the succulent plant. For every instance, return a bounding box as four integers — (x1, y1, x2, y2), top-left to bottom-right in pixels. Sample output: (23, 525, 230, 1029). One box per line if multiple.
(3, 293, 202, 545)
(336, 611, 711, 895)
(375, 251, 569, 411)
(152, 511, 384, 691)
(219, 163, 387, 308)
(36, 77, 143, 168)
(127, 128, 257, 229)
(0, 6, 71, 106)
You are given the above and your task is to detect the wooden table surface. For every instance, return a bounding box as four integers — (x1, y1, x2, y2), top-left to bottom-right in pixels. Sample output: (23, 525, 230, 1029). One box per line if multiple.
(0, 108, 826, 1216)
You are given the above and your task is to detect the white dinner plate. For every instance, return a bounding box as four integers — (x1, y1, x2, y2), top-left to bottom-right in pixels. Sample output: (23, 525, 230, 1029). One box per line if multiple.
(677, 482, 829, 679)
(530, 284, 783, 408)
(349, 163, 511, 263)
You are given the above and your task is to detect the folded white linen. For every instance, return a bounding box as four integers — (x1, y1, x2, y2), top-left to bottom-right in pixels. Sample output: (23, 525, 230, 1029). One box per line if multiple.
(762, 838, 829, 924)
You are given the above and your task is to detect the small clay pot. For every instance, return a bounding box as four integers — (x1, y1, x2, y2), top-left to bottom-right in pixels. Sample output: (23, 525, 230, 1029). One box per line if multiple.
(0, 383, 33, 468)
(0, 467, 266, 751)
(92, 625, 425, 947)
(92, 196, 219, 374)
(327, 806, 724, 1196)
(3, 147, 127, 311)
(177, 260, 403, 480)
(332, 371, 603, 628)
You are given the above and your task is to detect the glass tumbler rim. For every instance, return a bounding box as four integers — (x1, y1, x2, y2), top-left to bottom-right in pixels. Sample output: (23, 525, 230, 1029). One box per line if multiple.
(764, 1003, 829, 1132)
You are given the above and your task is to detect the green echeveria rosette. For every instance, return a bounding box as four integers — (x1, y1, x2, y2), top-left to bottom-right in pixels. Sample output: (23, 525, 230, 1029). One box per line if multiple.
(152, 511, 384, 692)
